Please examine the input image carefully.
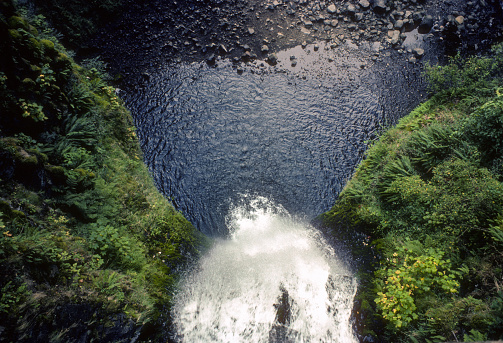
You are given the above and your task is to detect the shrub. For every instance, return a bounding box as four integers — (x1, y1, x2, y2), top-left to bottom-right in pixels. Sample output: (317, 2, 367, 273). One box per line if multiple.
(374, 243, 459, 329)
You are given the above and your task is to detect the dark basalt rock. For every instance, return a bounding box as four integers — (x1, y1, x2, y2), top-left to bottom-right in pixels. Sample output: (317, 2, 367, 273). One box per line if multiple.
(418, 14, 434, 33)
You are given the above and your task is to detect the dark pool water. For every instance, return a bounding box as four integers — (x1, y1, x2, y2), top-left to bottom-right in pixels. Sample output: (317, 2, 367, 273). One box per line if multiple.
(121, 42, 427, 235)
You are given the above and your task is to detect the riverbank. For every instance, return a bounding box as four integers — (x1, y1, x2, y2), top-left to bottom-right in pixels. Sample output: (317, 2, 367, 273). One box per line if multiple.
(320, 44, 503, 342)
(0, 1, 207, 341)
(90, 0, 502, 82)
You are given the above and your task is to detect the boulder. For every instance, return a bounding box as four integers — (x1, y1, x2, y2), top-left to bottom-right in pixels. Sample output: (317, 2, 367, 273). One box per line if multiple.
(346, 4, 356, 15)
(266, 53, 278, 65)
(454, 16, 464, 25)
(359, 0, 370, 9)
(412, 47, 425, 57)
(388, 30, 400, 44)
(327, 4, 337, 14)
(418, 15, 433, 33)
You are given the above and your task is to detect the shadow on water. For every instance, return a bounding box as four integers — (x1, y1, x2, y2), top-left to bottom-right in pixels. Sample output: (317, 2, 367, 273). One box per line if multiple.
(121, 41, 428, 235)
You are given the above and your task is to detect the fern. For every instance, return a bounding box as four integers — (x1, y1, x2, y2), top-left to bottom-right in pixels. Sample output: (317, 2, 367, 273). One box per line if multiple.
(404, 124, 457, 175)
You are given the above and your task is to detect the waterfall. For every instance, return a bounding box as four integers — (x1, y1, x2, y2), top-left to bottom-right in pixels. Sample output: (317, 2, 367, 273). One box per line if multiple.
(172, 196, 357, 342)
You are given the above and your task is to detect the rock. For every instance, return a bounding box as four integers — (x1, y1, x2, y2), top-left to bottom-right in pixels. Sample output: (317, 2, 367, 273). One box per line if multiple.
(330, 19, 339, 27)
(412, 47, 424, 57)
(261, 45, 269, 53)
(418, 15, 433, 33)
(314, 44, 319, 51)
(412, 12, 423, 23)
(218, 44, 228, 54)
(290, 55, 296, 60)
(408, 56, 417, 63)
(300, 27, 311, 34)
(454, 16, 464, 25)
(327, 4, 337, 14)
(248, 27, 255, 35)
(302, 41, 307, 48)
(388, 30, 400, 44)
(242, 51, 252, 61)
(394, 19, 404, 29)
(303, 19, 313, 27)
(266, 53, 278, 65)
(359, 0, 370, 9)
(346, 4, 356, 15)
(206, 54, 216, 64)
(354, 13, 364, 21)
(373, 0, 387, 14)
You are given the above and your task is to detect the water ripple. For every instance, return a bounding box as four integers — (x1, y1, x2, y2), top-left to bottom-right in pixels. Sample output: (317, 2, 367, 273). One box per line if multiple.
(122, 42, 426, 235)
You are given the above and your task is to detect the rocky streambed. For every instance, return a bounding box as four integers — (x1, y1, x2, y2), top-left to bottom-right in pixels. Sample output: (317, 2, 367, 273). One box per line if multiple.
(95, 0, 502, 81)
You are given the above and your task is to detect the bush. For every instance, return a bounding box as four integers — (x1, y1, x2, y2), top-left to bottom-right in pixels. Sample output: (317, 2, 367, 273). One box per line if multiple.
(374, 242, 459, 329)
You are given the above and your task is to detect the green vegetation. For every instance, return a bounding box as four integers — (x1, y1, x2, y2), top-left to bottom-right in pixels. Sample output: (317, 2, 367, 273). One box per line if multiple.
(30, 0, 123, 49)
(322, 44, 503, 342)
(0, 1, 207, 341)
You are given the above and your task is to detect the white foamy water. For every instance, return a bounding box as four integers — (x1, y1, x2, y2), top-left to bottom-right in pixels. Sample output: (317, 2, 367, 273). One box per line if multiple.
(172, 196, 357, 342)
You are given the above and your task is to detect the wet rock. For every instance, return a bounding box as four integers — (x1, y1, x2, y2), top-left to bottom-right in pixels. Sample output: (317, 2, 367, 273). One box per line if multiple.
(266, 53, 278, 65)
(418, 15, 433, 33)
(412, 47, 425, 57)
(359, 0, 370, 10)
(300, 27, 311, 34)
(388, 30, 400, 44)
(219, 44, 228, 54)
(206, 54, 216, 64)
(303, 19, 313, 28)
(454, 16, 464, 25)
(327, 4, 337, 14)
(394, 19, 404, 29)
(373, 0, 387, 15)
(346, 4, 356, 16)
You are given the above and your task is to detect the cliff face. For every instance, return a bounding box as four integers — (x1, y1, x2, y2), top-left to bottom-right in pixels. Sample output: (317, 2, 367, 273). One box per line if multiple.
(0, 1, 206, 341)
(321, 45, 503, 342)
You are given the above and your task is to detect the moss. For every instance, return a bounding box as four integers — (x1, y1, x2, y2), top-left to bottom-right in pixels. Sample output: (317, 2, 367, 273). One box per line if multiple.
(14, 149, 38, 165)
(0, 200, 12, 216)
(7, 28, 21, 40)
(40, 39, 55, 52)
(30, 64, 41, 73)
(9, 209, 26, 220)
(22, 77, 36, 88)
(8, 15, 28, 30)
